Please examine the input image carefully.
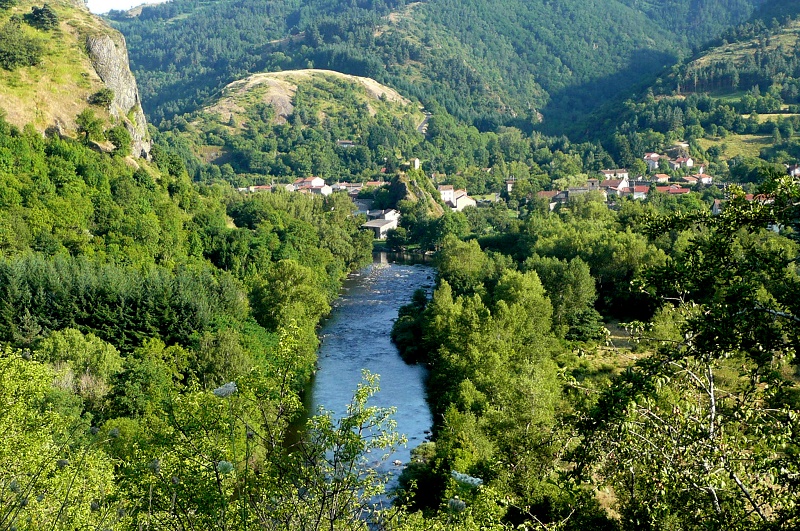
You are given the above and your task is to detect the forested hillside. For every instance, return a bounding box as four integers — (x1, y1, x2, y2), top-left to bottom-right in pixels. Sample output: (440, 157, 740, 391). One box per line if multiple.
(167, 69, 424, 184)
(109, 0, 765, 132)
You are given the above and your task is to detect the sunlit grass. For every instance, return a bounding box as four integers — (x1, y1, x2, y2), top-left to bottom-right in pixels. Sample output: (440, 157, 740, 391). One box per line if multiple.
(697, 134, 773, 159)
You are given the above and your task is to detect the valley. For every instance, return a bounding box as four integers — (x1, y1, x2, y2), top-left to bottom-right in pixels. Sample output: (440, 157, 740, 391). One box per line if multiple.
(0, 0, 799, 529)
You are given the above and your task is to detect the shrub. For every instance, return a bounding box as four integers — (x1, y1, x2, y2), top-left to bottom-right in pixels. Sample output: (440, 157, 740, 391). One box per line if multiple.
(0, 22, 42, 70)
(89, 88, 114, 107)
(106, 125, 132, 156)
(26, 4, 58, 31)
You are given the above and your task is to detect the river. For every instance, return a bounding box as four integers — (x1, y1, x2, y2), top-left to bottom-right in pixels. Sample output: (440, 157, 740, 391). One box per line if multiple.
(306, 252, 434, 483)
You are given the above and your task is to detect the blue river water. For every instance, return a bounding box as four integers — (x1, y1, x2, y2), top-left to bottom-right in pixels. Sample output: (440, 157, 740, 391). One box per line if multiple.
(307, 253, 434, 484)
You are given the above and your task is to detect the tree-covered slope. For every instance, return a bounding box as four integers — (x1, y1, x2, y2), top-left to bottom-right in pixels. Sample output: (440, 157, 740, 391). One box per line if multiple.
(109, 0, 766, 133)
(163, 68, 424, 184)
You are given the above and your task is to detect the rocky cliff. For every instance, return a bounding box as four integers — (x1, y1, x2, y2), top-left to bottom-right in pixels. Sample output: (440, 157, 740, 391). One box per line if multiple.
(86, 33, 150, 158)
(0, 0, 149, 158)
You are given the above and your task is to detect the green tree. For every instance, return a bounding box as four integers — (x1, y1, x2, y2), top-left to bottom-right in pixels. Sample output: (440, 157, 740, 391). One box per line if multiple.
(26, 4, 58, 31)
(89, 88, 114, 107)
(106, 124, 131, 156)
(0, 348, 121, 531)
(75, 109, 104, 144)
(0, 22, 42, 70)
(574, 174, 800, 529)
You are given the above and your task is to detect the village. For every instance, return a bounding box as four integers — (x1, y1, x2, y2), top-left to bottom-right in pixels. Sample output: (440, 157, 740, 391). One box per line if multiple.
(235, 149, 799, 239)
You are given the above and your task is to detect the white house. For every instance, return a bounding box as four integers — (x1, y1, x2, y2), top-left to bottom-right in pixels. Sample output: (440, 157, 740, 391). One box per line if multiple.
(450, 190, 477, 211)
(310, 185, 333, 196)
(621, 185, 649, 200)
(438, 185, 455, 204)
(361, 219, 398, 239)
(643, 153, 663, 172)
(294, 176, 326, 189)
(361, 209, 400, 239)
(367, 209, 400, 221)
(599, 177, 630, 196)
(600, 169, 629, 180)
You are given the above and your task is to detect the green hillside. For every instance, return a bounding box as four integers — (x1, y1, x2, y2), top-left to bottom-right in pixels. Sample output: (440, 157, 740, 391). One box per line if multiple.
(108, 0, 764, 133)
(0, 0, 149, 155)
(167, 69, 424, 184)
(595, 3, 800, 170)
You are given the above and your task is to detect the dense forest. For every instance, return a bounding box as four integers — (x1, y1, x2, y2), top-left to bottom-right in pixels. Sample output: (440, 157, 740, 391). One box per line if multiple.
(109, 0, 767, 132)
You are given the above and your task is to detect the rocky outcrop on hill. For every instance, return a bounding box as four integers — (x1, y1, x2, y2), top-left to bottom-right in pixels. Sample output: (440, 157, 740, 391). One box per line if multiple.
(86, 33, 150, 158)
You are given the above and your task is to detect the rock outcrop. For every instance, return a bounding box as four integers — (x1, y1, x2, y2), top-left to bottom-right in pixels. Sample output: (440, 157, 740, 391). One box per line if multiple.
(86, 33, 150, 158)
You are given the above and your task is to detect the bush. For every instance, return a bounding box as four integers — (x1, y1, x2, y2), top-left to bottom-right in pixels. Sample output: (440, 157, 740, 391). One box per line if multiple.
(0, 22, 41, 70)
(106, 124, 132, 156)
(89, 88, 114, 107)
(25, 4, 58, 31)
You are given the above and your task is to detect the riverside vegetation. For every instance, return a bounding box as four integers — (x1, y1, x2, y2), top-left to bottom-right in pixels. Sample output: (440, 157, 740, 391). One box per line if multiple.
(1, 0, 800, 529)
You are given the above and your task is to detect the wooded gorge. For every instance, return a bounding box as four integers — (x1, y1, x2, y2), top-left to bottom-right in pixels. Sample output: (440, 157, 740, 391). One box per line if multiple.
(2, 0, 800, 528)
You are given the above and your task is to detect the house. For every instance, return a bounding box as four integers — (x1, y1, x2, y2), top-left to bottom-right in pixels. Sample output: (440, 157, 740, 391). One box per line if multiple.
(567, 179, 607, 200)
(654, 173, 670, 183)
(693, 173, 713, 185)
(600, 169, 629, 180)
(711, 199, 724, 215)
(412, 158, 421, 170)
(643, 153, 663, 172)
(336, 140, 357, 148)
(599, 177, 630, 196)
(367, 209, 400, 221)
(364, 180, 388, 188)
(310, 185, 333, 196)
(449, 190, 477, 211)
(506, 180, 516, 193)
(682, 175, 698, 185)
(361, 219, 398, 239)
(655, 184, 690, 195)
(332, 182, 362, 193)
(438, 185, 455, 205)
(788, 164, 800, 177)
(674, 156, 694, 169)
(361, 209, 400, 239)
(238, 185, 273, 193)
(537, 190, 565, 211)
(621, 185, 649, 200)
(294, 176, 325, 189)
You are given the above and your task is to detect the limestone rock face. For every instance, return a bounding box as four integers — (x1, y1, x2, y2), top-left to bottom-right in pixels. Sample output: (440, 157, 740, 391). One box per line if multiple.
(86, 33, 150, 158)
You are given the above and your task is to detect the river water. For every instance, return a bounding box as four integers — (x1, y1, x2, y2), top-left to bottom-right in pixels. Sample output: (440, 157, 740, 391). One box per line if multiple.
(307, 253, 434, 482)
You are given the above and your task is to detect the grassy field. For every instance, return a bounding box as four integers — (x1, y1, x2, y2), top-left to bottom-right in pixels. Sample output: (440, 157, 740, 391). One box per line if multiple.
(694, 20, 800, 68)
(697, 134, 773, 159)
(748, 112, 800, 123)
